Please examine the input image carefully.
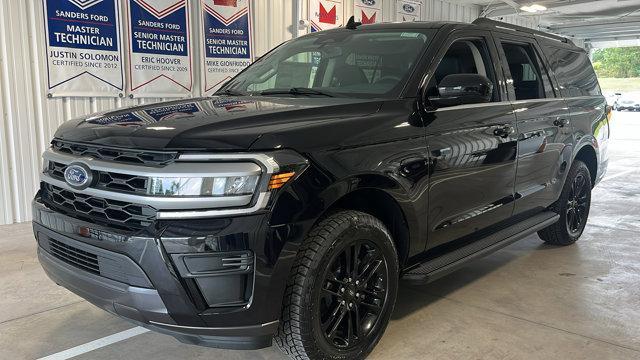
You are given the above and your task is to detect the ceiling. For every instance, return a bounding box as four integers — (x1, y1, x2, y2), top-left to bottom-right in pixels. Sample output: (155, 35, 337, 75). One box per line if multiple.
(470, 0, 640, 48)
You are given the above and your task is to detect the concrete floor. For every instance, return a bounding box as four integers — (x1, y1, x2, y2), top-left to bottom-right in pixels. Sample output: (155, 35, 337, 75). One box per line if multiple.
(1, 112, 639, 360)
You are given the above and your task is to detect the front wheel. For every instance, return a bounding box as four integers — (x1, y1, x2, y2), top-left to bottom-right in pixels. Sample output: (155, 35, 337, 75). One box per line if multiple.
(275, 210, 399, 360)
(538, 160, 592, 245)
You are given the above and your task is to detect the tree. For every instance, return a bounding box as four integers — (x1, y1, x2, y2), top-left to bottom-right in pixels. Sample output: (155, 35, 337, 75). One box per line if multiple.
(592, 47, 640, 78)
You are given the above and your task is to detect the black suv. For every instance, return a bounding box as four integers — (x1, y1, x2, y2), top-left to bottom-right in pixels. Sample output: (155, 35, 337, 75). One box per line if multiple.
(34, 19, 609, 359)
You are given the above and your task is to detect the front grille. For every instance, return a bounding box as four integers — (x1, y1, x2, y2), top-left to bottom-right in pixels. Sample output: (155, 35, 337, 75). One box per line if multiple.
(52, 140, 178, 166)
(49, 238, 100, 274)
(97, 171, 148, 194)
(47, 162, 148, 195)
(41, 183, 156, 230)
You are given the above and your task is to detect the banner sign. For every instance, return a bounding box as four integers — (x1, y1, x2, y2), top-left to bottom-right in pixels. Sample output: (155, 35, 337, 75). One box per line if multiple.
(354, 0, 382, 24)
(309, 0, 344, 32)
(395, 0, 423, 22)
(201, 0, 253, 95)
(126, 0, 192, 98)
(43, 0, 124, 97)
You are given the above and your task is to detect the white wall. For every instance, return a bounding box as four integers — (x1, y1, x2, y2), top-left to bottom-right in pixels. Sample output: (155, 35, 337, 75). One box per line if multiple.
(0, 0, 485, 225)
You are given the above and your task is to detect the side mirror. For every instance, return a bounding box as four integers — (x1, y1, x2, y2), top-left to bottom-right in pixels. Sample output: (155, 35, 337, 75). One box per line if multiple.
(428, 74, 493, 108)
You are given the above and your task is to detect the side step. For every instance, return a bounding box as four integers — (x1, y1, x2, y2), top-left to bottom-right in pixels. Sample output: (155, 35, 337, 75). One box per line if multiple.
(404, 211, 559, 283)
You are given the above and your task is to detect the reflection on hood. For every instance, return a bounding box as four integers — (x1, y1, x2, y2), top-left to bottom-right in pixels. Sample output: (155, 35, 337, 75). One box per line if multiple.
(85, 97, 292, 127)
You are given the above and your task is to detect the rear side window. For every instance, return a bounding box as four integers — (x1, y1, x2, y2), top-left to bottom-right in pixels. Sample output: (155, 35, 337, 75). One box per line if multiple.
(544, 47, 601, 97)
(501, 43, 548, 100)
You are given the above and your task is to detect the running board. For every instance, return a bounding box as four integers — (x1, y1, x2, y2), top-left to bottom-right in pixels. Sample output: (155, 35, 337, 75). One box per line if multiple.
(404, 211, 559, 283)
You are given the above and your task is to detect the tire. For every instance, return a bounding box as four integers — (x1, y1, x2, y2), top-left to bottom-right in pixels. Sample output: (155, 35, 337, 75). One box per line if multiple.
(538, 160, 592, 246)
(275, 210, 399, 360)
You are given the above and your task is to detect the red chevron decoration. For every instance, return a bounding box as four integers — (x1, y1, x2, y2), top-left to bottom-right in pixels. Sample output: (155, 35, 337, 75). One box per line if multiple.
(354, 0, 382, 25)
(361, 10, 376, 24)
(203, 0, 247, 26)
(309, 0, 343, 32)
(133, 0, 185, 19)
(319, 3, 336, 24)
(68, 0, 104, 10)
(214, 0, 237, 6)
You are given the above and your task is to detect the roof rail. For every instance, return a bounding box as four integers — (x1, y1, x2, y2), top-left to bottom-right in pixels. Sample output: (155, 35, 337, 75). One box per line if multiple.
(472, 18, 572, 45)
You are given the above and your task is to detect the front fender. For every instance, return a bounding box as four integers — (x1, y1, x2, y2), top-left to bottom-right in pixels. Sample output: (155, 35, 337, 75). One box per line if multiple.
(259, 165, 427, 323)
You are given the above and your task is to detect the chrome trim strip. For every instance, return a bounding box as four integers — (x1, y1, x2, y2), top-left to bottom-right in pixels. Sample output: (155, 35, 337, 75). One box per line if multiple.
(178, 153, 279, 174)
(40, 174, 254, 210)
(43, 150, 262, 178)
(434, 101, 512, 112)
(535, 33, 564, 43)
(434, 98, 567, 113)
(148, 319, 279, 331)
(156, 192, 271, 219)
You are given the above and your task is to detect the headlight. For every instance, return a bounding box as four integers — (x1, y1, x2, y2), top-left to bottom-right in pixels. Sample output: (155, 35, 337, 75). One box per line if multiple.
(149, 175, 260, 197)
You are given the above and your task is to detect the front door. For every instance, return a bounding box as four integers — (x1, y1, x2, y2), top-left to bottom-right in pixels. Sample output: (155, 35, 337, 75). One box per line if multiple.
(493, 34, 573, 216)
(422, 31, 518, 249)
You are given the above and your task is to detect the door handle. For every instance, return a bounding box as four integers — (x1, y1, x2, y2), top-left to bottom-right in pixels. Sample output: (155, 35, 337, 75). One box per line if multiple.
(554, 118, 569, 127)
(493, 126, 514, 138)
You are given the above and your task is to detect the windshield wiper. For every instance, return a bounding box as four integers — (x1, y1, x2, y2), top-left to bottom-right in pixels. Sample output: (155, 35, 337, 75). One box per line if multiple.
(260, 87, 334, 97)
(215, 89, 247, 96)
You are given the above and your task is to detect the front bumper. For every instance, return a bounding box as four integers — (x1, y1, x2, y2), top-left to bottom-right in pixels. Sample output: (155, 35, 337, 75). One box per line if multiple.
(32, 196, 301, 349)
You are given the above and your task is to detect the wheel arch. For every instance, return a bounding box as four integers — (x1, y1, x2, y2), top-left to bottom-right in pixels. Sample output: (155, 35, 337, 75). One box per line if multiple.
(270, 170, 422, 269)
(573, 143, 598, 187)
(328, 187, 412, 268)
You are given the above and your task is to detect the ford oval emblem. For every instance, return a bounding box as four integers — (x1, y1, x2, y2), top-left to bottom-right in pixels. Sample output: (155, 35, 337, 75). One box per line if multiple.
(403, 4, 415, 13)
(64, 164, 92, 190)
(361, 0, 376, 6)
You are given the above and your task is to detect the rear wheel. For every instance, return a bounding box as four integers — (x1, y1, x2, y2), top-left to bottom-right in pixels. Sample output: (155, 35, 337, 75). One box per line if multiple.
(275, 210, 399, 360)
(538, 160, 592, 245)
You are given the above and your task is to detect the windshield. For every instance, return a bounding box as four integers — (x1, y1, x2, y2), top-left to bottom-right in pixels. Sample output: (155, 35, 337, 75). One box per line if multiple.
(221, 29, 433, 98)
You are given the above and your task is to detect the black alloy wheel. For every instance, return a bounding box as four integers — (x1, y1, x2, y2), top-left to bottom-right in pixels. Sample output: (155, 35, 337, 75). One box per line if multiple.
(276, 210, 399, 360)
(319, 240, 389, 349)
(538, 160, 592, 246)
(566, 171, 589, 236)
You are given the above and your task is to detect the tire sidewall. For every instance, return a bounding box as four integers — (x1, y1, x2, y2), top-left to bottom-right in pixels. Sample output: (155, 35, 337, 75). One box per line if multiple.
(302, 213, 399, 360)
(559, 161, 592, 241)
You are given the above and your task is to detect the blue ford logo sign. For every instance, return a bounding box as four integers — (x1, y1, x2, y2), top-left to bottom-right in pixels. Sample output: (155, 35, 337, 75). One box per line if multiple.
(361, 0, 376, 6)
(403, 4, 415, 13)
(64, 164, 92, 189)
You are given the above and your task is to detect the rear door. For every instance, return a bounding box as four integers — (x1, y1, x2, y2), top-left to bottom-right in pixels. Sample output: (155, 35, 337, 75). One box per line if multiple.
(493, 33, 573, 216)
(422, 30, 518, 249)
(540, 45, 608, 184)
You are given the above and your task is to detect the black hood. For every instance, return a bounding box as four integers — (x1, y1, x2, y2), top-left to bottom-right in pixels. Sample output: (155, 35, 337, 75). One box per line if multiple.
(54, 96, 382, 151)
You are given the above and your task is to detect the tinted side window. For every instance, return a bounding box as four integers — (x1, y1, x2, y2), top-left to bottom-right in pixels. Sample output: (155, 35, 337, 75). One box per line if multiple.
(544, 47, 601, 97)
(501, 43, 546, 100)
(428, 38, 498, 101)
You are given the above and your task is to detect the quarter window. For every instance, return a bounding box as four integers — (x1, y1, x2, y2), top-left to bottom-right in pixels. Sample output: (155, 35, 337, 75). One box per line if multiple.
(543, 47, 601, 97)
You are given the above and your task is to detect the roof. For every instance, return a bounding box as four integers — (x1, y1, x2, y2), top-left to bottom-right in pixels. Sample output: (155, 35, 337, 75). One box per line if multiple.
(313, 18, 581, 51)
